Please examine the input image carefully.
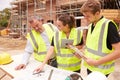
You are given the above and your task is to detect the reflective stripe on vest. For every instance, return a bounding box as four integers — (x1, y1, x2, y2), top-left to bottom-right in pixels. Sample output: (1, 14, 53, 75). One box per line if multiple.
(97, 63, 114, 69)
(58, 61, 81, 68)
(86, 19, 109, 57)
(57, 52, 74, 57)
(30, 31, 38, 52)
(55, 31, 60, 54)
(77, 28, 81, 44)
(34, 50, 46, 55)
(47, 23, 54, 31)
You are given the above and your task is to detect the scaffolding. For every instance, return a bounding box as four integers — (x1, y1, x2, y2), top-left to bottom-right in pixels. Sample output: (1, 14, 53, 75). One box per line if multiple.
(10, 0, 28, 38)
(10, 0, 85, 26)
(10, 0, 120, 38)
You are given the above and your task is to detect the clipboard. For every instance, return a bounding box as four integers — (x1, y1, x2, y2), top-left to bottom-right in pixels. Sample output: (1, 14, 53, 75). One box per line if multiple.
(61, 39, 73, 48)
(69, 45, 87, 60)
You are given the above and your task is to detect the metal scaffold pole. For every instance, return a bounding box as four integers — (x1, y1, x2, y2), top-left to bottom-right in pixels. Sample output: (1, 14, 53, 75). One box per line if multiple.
(50, 0, 52, 20)
(69, 0, 72, 15)
(34, 0, 36, 16)
(26, 0, 28, 33)
(19, 0, 22, 37)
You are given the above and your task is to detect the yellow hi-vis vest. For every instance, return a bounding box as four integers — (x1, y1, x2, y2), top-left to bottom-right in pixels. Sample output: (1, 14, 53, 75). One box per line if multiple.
(27, 23, 56, 62)
(54, 28, 83, 71)
(84, 18, 118, 75)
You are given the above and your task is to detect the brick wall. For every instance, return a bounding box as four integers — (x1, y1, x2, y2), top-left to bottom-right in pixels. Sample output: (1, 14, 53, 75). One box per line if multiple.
(101, 9, 120, 21)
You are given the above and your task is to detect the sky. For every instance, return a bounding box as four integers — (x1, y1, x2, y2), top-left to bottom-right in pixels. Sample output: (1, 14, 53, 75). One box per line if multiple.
(0, 0, 14, 11)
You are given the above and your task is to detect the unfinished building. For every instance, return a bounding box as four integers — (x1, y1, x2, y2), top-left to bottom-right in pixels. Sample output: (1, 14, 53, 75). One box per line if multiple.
(10, 0, 120, 37)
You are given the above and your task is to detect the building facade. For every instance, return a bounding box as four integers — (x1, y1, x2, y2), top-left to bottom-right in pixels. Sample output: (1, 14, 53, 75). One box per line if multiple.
(10, 0, 120, 36)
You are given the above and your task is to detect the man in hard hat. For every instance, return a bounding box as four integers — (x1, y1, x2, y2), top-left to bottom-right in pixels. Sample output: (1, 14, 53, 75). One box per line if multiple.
(15, 16, 58, 70)
(80, 0, 120, 77)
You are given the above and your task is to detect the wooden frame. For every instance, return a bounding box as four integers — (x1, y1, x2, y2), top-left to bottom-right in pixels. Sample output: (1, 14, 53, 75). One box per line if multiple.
(0, 67, 14, 80)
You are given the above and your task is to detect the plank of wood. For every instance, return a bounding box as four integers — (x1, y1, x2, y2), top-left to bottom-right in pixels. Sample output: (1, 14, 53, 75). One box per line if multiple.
(0, 67, 14, 79)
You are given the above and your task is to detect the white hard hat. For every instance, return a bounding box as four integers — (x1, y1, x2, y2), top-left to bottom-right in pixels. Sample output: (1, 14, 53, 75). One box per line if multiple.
(85, 71, 107, 80)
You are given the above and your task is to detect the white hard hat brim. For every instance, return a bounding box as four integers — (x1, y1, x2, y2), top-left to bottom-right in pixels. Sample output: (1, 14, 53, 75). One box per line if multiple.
(84, 71, 107, 80)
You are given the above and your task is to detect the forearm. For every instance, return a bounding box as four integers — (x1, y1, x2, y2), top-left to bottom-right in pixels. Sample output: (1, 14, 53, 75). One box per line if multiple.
(21, 51, 32, 65)
(98, 43, 120, 65)
(85, 44, 120, 66)
(98, 50, 120, 65)
(21, 39, 33, 65)
(42, 46, 54, 65)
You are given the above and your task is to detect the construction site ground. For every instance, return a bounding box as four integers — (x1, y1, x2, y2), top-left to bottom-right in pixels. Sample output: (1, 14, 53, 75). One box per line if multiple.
(0, 36, 120, 80)
(0, 36, 26, 55)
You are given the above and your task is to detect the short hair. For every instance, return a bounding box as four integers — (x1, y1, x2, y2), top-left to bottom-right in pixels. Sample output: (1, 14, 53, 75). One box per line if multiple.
(28, 16, 44, 23)
(80, 0, 101, 14)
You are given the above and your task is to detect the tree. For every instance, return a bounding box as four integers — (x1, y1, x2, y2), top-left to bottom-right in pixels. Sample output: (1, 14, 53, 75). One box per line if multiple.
(0, 19, 8, 27)
(0, 8, 11, 28)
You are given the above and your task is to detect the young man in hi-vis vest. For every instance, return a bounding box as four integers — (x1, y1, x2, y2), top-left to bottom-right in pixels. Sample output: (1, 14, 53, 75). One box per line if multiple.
(80, 0, 120, 77)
